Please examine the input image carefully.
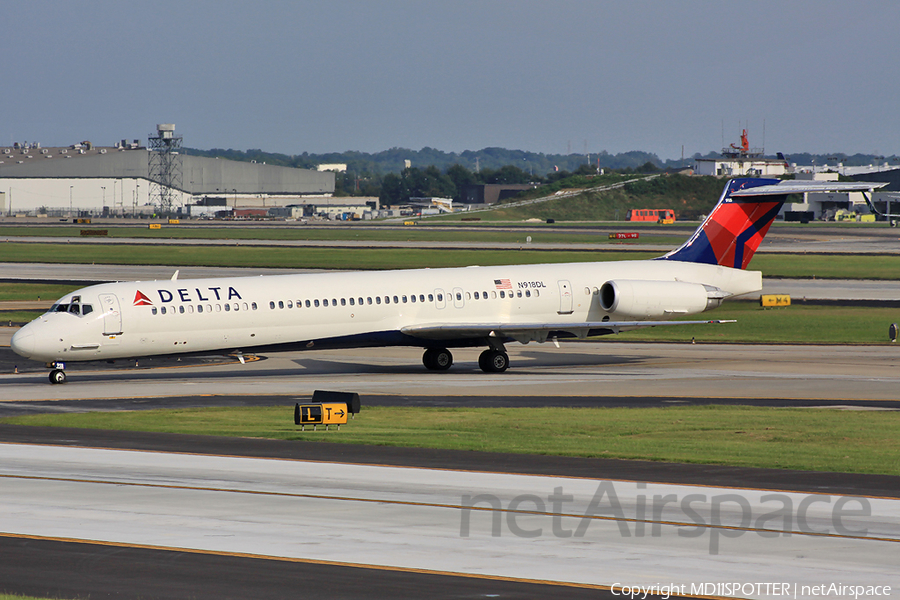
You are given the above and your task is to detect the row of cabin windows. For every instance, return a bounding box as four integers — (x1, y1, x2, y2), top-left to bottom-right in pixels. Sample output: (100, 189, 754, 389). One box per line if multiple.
(150, 302, 259, 315)
(269, 288, 541, 310)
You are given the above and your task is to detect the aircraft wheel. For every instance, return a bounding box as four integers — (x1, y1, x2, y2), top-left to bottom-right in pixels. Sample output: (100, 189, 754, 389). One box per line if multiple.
(423, 348, 452, 371)
(49, 369, 67, 385)
(479, 349, 509, 373)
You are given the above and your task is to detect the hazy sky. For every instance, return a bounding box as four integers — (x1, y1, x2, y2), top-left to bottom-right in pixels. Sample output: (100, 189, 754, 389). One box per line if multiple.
(3, 1, 898, 159)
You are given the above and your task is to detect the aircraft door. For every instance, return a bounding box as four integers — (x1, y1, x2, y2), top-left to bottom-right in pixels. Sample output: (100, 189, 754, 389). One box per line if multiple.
(434, 289, 446, 309)
(99, 293, 123, 335)
(557, 280, 573, 314)
(452, 287, 465, 309)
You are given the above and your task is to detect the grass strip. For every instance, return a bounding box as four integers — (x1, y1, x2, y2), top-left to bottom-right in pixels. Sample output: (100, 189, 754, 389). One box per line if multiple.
(2, 241, 900, 278)
(3, 405, 898, 475)
(624, 302, 899, 344)
(0, 225, 680, 246)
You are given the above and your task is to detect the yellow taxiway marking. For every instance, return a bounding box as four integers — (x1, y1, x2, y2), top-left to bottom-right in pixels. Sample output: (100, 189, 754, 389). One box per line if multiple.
(0, 531, 746, 599)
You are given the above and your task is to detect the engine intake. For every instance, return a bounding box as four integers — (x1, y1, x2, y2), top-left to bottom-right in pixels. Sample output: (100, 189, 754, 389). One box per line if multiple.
(599, 280, 728, 319)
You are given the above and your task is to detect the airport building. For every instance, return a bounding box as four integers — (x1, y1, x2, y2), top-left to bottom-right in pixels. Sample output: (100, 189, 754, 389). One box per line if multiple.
(0, 127, 335, 218)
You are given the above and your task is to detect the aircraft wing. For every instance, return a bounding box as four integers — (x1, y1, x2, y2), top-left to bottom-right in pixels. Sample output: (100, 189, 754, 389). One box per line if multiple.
(401, 319, 735, 344)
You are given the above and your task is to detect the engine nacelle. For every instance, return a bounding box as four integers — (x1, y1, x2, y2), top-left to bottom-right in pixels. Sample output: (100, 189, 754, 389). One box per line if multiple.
(598, 280, 726, 319)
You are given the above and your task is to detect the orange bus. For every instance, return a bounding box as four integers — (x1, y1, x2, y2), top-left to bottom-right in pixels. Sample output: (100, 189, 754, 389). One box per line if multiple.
(627, 208, 675, 223)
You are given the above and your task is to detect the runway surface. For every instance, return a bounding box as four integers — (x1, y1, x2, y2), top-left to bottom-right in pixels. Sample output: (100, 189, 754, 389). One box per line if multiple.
(2, 339, 899, 402)
(1, 339, 899, 598)
(1, 433, 898, 600)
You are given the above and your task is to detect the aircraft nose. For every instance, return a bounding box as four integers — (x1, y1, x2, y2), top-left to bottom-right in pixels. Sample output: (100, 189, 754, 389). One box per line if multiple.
(11, 328, 34, 359)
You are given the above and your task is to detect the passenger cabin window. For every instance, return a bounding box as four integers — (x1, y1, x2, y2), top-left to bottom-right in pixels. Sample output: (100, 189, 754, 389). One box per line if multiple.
(152, 308, 158, 315)
(410, 295, 416, 303)
(341, 298, 347, 306)
(428, 294, 434, 302)
(474, 292, 480, 299)
(224, 304, 231, 312)
(269, 301, 275, 309)
(278, 301, 284, 309)
(306, 300, 311, 308)
(323, 299, 329, 307)
(376, 297, 381, 304)
(314, 299, 320, 307)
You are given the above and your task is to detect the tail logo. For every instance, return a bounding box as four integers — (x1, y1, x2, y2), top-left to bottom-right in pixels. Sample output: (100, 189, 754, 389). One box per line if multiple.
(661, 178, 783, 269)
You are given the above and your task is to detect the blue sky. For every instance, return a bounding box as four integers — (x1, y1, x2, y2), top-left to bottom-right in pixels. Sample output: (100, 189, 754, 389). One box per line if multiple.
(3, 1, 898, 159)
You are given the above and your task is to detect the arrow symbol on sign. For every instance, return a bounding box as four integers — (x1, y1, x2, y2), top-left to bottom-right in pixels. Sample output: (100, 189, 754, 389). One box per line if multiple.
(336, 410, 345, 418)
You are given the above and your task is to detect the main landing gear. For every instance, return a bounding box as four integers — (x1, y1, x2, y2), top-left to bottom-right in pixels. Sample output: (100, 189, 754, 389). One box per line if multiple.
(49, 362, 67, 384)
(422, 347, 453, 371)
(478, 348, 509, 373)
(421, 345, 510, 373)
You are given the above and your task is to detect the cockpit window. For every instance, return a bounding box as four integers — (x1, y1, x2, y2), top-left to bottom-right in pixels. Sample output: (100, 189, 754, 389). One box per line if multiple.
(49, 298, 92, 316)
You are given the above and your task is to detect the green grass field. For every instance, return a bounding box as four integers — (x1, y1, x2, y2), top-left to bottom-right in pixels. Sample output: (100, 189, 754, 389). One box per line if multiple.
(3, 405, 897, 475)
(0, 224, 682, 246)
(2, 241, 900, 278)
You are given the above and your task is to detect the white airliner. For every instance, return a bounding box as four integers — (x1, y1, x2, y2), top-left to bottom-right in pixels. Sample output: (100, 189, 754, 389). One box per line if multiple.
(11, 178, 886, 384)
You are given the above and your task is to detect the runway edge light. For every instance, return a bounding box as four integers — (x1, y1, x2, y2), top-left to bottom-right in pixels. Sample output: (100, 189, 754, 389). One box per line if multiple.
(294, 390, 362, 431)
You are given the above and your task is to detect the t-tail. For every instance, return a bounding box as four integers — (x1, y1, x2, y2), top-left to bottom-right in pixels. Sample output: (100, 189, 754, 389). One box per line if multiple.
(661, 177, 786, 270)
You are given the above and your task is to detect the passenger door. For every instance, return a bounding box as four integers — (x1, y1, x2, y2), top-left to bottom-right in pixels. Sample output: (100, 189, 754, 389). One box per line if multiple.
(99, 293, 123, 335)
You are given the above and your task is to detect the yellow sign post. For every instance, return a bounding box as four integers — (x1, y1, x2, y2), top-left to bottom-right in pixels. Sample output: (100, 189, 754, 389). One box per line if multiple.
(294, 391, 361, 431)
(760, 294, 791, 307)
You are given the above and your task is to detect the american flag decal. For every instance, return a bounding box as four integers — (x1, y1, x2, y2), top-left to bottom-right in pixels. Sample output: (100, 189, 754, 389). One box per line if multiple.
(494, 279, 512, 290)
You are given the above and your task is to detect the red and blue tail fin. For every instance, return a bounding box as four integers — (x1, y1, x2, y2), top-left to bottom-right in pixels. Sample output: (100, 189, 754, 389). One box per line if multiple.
(660, 178, 785, 270)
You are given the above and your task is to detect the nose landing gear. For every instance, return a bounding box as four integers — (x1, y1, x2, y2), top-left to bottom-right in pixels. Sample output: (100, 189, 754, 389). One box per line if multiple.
(49, 363, 67, 384)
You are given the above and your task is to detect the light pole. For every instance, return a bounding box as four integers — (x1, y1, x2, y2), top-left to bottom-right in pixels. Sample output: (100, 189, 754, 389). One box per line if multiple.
(69, 185, 73, 218)
(101, 186, 106, 216)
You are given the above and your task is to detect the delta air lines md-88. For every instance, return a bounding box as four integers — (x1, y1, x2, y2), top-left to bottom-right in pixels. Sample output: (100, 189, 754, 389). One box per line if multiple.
(11, 178, 886, 384)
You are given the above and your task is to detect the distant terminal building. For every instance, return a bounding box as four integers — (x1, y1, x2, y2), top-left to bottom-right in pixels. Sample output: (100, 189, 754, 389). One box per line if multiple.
(0, 128, 334, 218)
(781, 166, 900, 221)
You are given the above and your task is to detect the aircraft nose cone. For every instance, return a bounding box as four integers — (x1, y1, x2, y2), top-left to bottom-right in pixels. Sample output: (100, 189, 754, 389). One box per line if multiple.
(11, 329, 34, 359)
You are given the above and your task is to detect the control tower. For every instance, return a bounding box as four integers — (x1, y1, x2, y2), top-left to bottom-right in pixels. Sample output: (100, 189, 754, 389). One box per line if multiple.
(148, 123, 183, 215)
